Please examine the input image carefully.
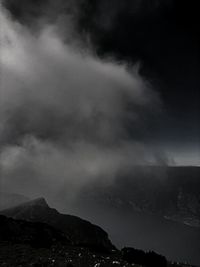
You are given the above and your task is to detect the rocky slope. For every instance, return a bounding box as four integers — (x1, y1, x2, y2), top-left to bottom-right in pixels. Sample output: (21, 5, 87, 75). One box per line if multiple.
(0, 214, 127, 267)
(0, 216, 191, 267)
(0, 197, 114, 252)
(0, 214, 69, 248)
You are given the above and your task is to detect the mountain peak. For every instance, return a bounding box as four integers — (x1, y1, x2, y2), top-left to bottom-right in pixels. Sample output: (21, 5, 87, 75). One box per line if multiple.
(6, 197, 50, 210)
(26, 197, 49, 208)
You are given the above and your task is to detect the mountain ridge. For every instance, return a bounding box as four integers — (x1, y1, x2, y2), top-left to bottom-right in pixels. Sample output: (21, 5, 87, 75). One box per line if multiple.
(0, 197, 115, 252)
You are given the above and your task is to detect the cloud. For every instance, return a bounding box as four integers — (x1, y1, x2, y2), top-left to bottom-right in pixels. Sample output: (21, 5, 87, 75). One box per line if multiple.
(0, 136, 158, 201)
(0, 5, 162, 203)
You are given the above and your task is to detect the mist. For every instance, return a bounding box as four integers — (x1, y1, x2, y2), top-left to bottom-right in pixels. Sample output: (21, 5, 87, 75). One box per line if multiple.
(0, 4, 163, 205)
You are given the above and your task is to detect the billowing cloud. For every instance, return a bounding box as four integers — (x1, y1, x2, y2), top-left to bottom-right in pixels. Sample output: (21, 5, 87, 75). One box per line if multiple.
(0, 5, 162, 203)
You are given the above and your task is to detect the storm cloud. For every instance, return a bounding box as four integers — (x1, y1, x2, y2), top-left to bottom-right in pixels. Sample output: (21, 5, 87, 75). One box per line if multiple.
(0, 4, 163, 203)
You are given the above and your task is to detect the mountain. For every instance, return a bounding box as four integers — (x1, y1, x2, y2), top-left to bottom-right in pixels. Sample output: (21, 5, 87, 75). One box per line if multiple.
(78, 166, 200, 227)
(0, 214, 129, 266)
(0, 215, 190, 267)
(0, 214, 69, 248)
(0, 197, 114, 252)
(0, 192, 30, 210)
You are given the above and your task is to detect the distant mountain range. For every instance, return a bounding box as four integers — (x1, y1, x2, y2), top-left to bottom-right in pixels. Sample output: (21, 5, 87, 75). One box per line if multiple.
(72, 166, 200, 265)
(77, 166, 200, 227)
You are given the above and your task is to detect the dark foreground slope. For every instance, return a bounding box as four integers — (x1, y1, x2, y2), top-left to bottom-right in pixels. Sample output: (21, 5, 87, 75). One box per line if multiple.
(0, 214, 69, 248)
(1, 197, 114, 252)
(0, 214, 129, 267)
(0, 215, 192, 267)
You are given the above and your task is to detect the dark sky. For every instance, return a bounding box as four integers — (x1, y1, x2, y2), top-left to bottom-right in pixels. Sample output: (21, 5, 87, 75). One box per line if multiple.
(75, 0, 200, 148)
(1, 0, 199, 170)
(3, 0, 200, 148)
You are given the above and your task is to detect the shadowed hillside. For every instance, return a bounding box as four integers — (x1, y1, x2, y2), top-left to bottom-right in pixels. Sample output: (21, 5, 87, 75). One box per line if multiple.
(1, 197, 114, 253)
(0, 205, 194, 267)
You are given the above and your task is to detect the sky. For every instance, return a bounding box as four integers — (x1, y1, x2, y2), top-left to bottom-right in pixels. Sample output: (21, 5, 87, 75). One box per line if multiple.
(0, 0, 199, 200)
